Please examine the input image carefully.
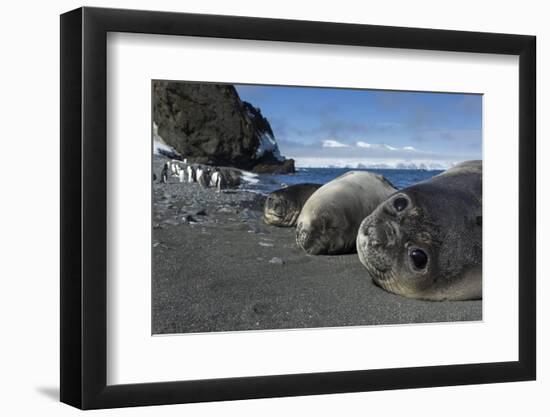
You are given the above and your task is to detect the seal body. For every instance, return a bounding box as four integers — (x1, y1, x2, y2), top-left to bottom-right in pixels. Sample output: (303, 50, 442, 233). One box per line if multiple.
(296, 171, 396, 255)
(264, 183, 322, 227)
(356, 160, 482, 301)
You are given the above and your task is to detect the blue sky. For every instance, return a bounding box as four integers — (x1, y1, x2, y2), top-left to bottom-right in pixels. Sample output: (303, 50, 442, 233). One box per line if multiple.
(235, 84, 482, 168)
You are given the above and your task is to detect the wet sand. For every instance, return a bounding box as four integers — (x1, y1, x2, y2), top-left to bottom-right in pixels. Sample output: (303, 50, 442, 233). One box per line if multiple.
(152, 158, 482, 334)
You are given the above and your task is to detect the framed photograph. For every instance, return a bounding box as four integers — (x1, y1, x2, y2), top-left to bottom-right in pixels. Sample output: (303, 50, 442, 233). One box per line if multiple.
(60, 6, 536, 409)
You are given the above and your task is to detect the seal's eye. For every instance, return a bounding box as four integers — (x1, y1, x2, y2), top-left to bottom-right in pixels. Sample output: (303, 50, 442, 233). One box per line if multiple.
(393, 197, 408, 212)
(410, 249, 428, 269)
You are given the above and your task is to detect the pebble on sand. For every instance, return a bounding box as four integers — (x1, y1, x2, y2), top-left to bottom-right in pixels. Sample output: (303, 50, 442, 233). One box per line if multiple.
(269, 257, 285, 265)
(182, 214, 197, 224)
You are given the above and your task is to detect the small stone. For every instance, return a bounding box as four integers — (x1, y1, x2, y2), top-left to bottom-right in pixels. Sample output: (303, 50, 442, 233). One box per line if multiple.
(259, 242, 274, 247)
(152, 242, 160, 248)
(184, 214, 196, 223)
(248, 224, 261, 234)
(269, 257, 284, 265)
(240, 208, 254, 218)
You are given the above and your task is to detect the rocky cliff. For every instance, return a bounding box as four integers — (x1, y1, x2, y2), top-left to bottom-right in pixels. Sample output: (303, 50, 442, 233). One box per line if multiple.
(153, 81, 295, 174)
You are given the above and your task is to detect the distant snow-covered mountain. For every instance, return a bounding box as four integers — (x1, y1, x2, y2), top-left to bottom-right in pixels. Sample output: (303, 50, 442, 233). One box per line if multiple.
(296, 157, 453, 170)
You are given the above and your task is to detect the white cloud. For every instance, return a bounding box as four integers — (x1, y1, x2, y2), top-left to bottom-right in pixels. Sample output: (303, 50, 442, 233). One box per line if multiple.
(322, 139, 349, 148)
(356, 142, 404, 151)
(280, 138, 468, 167)
(356, 141, 372, 148)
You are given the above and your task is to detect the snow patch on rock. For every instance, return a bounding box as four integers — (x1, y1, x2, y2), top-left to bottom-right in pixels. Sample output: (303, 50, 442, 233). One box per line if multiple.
(255, 131, 283, 161)
(153, 122, 181, 159)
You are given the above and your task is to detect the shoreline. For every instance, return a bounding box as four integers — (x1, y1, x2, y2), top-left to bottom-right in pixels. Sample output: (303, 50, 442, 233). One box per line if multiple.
(152, 157, 481, 334)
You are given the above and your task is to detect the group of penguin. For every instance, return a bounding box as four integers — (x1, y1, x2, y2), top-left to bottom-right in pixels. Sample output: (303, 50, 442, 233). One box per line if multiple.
(159, 160, 225, 191)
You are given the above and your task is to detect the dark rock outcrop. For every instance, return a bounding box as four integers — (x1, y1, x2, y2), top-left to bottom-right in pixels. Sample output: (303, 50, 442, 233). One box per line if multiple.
(153, 81, 294, 174)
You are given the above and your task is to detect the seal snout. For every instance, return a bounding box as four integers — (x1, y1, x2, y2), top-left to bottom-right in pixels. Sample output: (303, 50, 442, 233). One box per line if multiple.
(365, 226, 385, 247)
(357, 216, 395, 276)
(361, 218, 397, 249)
(296, 222, 322, 255)
(265, 197, 283, 216)
(296, 222, 310, 248)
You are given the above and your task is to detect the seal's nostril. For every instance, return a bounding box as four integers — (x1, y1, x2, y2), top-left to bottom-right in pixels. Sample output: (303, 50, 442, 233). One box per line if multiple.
(362, 225, 373, 237)
(367, 226, 387, 248)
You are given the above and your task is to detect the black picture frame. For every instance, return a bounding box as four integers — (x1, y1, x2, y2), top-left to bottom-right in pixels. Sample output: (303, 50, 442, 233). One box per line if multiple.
(60, 6, 536, 410)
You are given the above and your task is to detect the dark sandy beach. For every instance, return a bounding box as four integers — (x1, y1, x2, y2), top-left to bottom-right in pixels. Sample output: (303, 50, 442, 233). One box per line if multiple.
(152, 157, 482, 334)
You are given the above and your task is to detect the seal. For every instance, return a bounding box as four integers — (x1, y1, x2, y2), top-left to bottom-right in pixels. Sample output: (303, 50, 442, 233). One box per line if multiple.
(263, 183, 322, 227)
(296, 171, 396, 255)
(356, 160, 482, 301)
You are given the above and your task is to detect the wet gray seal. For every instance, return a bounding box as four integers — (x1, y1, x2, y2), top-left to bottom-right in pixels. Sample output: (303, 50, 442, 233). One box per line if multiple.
(263, 183, 322, 227)
(356, 160, 482, 301)
(296, 171, 396, 255)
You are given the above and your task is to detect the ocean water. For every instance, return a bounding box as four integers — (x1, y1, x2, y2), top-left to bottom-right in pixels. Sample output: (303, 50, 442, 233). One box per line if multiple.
(241, 167, 443, 195)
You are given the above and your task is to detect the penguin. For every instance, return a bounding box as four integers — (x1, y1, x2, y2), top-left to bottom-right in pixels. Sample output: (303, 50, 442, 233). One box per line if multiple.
(171, 161, 181, 176)
(202, 167, 211, 188)
(160, 162, 169, 184)
(210, 170, 219, 188)
(187, 165, 195, 183)
(217, 171, 226, 192)
(196, 166, 203, 184)
(197, 166, 210, 188)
